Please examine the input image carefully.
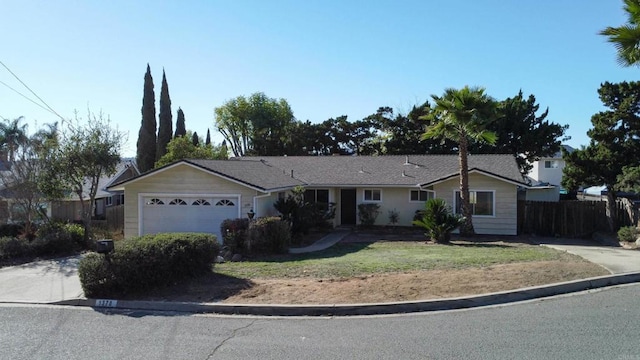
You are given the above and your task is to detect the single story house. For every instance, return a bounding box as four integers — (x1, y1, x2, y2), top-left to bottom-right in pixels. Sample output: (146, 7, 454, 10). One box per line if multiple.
(108, 154, 530, 241)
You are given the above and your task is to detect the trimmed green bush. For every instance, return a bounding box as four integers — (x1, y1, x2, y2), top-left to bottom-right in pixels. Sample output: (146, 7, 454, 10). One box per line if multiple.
(617, 226, 639, 242)
(78, 232, 220, 298)
(246, 217, 291, 254)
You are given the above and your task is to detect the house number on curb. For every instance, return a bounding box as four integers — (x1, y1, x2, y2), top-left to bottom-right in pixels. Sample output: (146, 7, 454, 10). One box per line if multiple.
(95, 299, 118, 307)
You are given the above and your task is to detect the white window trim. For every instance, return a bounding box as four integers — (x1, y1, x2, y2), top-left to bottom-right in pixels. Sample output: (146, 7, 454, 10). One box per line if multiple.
(409, 189, 435, 203)
(453, 189, 496, 217)
(363, 189, 382, 202)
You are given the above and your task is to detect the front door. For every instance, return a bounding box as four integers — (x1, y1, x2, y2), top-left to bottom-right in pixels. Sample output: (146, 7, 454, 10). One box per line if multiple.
(340, 189, 357, 225)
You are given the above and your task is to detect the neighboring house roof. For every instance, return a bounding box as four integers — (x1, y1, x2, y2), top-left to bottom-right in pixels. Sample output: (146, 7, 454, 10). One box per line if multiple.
(110, 154, 527, 192)
(238, 154, 528, 188)
(67, 158, 139, 201)
(550, 144, 575, 159)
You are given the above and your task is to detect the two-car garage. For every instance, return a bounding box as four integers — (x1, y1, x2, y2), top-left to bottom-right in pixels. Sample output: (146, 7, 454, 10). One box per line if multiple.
(140, 194, 240, 242)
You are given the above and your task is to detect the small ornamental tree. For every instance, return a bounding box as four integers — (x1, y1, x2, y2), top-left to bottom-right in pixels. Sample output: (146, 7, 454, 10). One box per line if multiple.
(40, 111, 123, 242)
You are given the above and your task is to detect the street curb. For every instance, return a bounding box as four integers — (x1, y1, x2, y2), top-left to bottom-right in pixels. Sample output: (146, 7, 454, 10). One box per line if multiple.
(50, 272, 640, 316)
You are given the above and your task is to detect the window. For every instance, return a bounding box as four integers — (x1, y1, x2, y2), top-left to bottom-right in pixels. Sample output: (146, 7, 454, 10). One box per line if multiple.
(410, 190, 434, 202)
(454, 191, 494, 216)
(363, 189, 381, 202)
(544, 160, 559, 169)
(118, 194, 125, 205)
(105, 196, 113, 206)
(169, 198, 187, 205)
(215, 199, 235, 206)
(146, 198, 164, 205)
(304, 189, 329, 204)
(192, 199, 211, 206)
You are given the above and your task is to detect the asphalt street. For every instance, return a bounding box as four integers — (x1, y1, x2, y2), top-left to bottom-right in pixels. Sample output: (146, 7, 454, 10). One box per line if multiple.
(2, 283, 639, 360)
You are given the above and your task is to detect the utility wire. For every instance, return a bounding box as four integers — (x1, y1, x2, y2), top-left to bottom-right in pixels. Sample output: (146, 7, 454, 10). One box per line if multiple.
(0, 79, 57, 115)
(0, 60, 65, 121)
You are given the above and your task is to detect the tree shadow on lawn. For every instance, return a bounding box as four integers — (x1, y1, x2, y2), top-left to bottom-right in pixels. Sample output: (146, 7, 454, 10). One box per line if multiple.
(119, 272, 255, 304)
(245, 241, 373, 263)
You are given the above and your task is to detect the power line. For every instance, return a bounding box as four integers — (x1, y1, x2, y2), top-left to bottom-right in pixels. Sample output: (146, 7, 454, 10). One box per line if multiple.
(0, 79, 57, 115)
(0, 60, 65, 121)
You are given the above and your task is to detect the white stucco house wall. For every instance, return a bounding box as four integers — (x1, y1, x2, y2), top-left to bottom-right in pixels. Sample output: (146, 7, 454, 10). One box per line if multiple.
(526, 145, 574, 201)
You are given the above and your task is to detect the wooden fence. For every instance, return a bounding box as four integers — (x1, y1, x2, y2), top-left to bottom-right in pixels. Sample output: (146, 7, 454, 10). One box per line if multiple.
(105, 205, 124, 231)
(518, 199, 638, 238)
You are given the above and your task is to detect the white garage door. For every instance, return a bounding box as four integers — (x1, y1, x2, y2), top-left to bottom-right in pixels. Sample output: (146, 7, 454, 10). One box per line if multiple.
(141, 195, 240, 243)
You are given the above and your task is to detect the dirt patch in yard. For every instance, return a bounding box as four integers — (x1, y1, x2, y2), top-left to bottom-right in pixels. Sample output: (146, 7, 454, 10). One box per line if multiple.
(218, 261, 606, 304)
(140, 255, 609, 305)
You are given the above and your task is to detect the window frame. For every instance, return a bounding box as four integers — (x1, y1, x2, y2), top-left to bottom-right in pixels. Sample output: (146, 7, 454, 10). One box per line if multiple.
(453, 190, 495, 217)
(544, 160, 559, 169)
(363, 189, 382, 202)
(304, 189, 330, 204)
(105, 196, 113, 206)
(409, 189, 435, 203)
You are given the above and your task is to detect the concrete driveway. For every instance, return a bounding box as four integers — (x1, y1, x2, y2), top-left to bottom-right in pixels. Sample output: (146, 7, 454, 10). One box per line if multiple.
(535, 238, 640, 274)
(0, 256, 84, 303)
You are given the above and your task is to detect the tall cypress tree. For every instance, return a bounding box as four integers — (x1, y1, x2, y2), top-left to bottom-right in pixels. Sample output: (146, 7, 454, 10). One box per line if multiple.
(205, 129, 211, 146)
(174, 107, 187, 138)
(136, 63, 157, 173)
(156, 69, 173, 162)
(192, 131, 200, 146)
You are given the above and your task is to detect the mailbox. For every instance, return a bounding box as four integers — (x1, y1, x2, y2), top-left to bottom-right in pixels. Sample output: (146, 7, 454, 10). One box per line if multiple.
(96, 239, 114, 254)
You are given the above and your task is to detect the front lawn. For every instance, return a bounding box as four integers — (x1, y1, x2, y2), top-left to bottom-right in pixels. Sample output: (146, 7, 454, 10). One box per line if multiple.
(214, 240, 586, 279)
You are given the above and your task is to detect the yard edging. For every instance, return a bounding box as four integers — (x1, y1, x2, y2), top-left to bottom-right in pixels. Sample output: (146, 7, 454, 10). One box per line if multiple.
(50, 272, 640, 316)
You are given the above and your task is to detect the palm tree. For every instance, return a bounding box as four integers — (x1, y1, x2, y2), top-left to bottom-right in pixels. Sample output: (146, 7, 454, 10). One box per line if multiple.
(600, 0, 640, 66)
(420, 86, 497, 236)
(0, 117, 28, 162)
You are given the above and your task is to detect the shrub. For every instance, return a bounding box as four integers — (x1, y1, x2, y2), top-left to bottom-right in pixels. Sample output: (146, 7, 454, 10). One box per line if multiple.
(0, 223, 25, 238)
(0, 237, 32, 260)
(412, 198, 463, 244)
(78, 232, 220, 298)
(246, 217, 291, 254)
(221, 218, 250, 253)
(617, 226, 639, 242)
(388, 209, 399, 225)
(357, 203, 380, 226)
(36, 222, 88, 253)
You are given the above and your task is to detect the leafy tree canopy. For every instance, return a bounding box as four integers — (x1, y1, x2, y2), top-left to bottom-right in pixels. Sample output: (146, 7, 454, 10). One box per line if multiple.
(155, 132, 228, 168)
(214, 92, 296, 156)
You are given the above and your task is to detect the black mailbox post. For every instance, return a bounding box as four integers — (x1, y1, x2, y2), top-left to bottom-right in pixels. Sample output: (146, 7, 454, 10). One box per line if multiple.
(96, 239, 114, 254)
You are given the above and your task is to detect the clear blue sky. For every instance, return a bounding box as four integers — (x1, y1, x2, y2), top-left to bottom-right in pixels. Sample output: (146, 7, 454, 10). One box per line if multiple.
(1, 0, 636, 157)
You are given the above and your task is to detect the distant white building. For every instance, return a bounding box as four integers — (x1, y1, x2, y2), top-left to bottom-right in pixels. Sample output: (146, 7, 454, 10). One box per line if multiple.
(525, 145, 574, 202)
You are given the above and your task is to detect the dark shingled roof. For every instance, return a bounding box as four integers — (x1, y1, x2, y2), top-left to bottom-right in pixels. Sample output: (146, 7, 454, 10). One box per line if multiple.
(110, 154, 527, 192)
(179, 159, 305, 191)
(236, 154, 526, 188)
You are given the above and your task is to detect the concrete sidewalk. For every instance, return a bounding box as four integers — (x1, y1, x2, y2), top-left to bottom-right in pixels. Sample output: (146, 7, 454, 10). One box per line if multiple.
(0, 256, 84, 303)
(288, 231, 350, 254)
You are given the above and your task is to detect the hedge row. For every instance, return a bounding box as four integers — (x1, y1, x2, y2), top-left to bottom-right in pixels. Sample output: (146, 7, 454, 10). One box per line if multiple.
(0, 222, 86, 260)
(78, 233, 220, 298)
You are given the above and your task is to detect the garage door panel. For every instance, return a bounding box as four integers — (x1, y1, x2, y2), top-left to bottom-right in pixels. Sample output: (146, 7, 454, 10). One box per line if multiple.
(141, 196, 239, 242)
